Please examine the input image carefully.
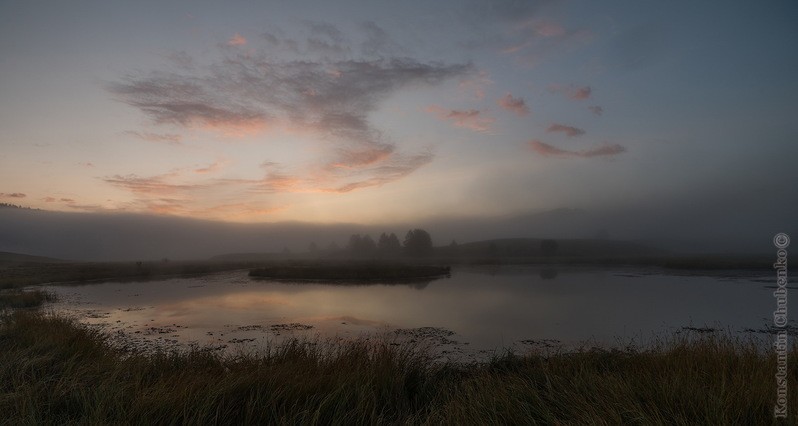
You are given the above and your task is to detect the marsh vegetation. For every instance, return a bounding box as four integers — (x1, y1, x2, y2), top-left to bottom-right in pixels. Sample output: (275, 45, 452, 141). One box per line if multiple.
(1, 310, 795, 424)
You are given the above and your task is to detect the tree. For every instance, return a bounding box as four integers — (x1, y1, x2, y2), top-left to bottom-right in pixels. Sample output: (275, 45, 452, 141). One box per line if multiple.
(378, 232, 402, 256)
(361, 234, 377, 254)
(404, 229, 433, 257)
(347, 234, 363, 254)
(448, 239, 460, 256)
(540, 239, 559, 257)
(347, 234, 376, 256)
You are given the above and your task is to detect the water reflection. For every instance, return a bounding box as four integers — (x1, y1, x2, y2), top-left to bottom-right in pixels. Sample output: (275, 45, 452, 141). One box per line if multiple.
(44, 266, 787, 357)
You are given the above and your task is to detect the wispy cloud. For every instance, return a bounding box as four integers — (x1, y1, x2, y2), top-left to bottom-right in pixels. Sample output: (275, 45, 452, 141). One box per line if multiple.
(588, 105, 603, 116)
(0, 192, 26, 198)
(528, 140, 626, 158)
(124, 130, 183, 145)
(426, 105, 495, 132)
(227, 33, 247, 46)
(497, 93, 529, 116)
(42, 196, 74, 204)
(103, 173, 208, 197)
(194, 160, 228, 175)
(549, 84, 592, 100)
(101, 170, 285, 221)
(254, 150, 433, 194)
(109, 36, 470, 192)
(546, 123, 585, 137)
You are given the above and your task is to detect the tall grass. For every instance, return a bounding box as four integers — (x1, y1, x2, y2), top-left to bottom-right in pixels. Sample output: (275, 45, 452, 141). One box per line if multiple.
(1, 311, 796, 424)
(0, 289, 56, 309)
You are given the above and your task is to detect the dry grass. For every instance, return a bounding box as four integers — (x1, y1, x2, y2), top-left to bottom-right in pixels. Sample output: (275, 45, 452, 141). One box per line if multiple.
(1, 310, 796, 424)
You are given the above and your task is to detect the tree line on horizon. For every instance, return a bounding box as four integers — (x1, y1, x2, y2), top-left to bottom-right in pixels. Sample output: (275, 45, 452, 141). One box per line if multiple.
(304, 229, 434, 258)
(300, 232, 564, 259)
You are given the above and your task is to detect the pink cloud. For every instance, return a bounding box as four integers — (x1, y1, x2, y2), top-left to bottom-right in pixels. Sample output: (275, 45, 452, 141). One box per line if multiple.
(546, 123, 585, 138)
(458, 71, 492, 100)
(549, 84, 592, 101)
(534, 22, 566, 37)
(0, 192, 26, 198)
(227, 33, 247, 46)
(528, 140, 626, 158)
(104, 173, 208, 197)
(426, 105, 495, 132)
(43, 196, 75, 204)
(588, 105, 603, 116)
(194, 160, 228, 174)
(497, 93, 530, 117)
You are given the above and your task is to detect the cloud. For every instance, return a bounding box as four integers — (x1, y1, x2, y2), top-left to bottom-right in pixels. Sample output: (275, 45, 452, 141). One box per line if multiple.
(124, 131, 183, 145)
(426, 105, 495, 132)
(0, 193, 26, 198)
(79, 162, 95, 167)
(101, 170, 285, 221)
(529, 21, 566, 38)
(109, 40, 470, 192)
(103, 173, 208, 197)
(194, 160, 228, 175)
(322, 151, 434, 193)
(304, 21, 351, 56)
(549, 84, 592, 100)
(227, 33, 247, 46)
(546, 123, 585, 137)
(528, 140, 626, 158)
(458, 71, 492, 100)
(497, 93, 529, 116)
(360, 21, 404, 57)
(254, 150, 433, 194)
(588, 105, 603, 116)
(109, 75, 270, 136)
(42, 196, 73, 203)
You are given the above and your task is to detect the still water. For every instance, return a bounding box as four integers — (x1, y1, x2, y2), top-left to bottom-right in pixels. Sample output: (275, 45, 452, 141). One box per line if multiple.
(43, 266, 788, 357)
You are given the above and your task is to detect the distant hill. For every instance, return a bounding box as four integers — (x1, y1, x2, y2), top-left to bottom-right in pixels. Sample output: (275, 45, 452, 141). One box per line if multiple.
(447, 238, 667, 258)
(0, 251, 65, 264)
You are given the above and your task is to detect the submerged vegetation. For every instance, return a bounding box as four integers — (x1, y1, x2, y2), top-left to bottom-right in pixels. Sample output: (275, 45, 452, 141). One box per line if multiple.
(1, 310, 795, 424)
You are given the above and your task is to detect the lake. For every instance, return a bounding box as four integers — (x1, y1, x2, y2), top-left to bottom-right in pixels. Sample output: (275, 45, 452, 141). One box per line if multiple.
(42, 265, 789, 358)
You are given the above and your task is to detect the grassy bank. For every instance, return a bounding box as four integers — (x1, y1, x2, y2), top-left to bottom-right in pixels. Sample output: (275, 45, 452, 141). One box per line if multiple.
(249, 263, 451, 281)
(1, 311, 795, 424)
(1, 253, 780, 291)
(0, 289, 56, 309)
(0, 260, 256, 290)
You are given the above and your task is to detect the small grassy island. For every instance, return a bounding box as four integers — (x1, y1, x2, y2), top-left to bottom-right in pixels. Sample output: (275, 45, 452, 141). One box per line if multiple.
(249, 263, 451, 281)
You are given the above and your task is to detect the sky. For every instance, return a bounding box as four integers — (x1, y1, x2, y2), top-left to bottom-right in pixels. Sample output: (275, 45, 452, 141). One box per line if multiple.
(1, 0, 797, 228)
